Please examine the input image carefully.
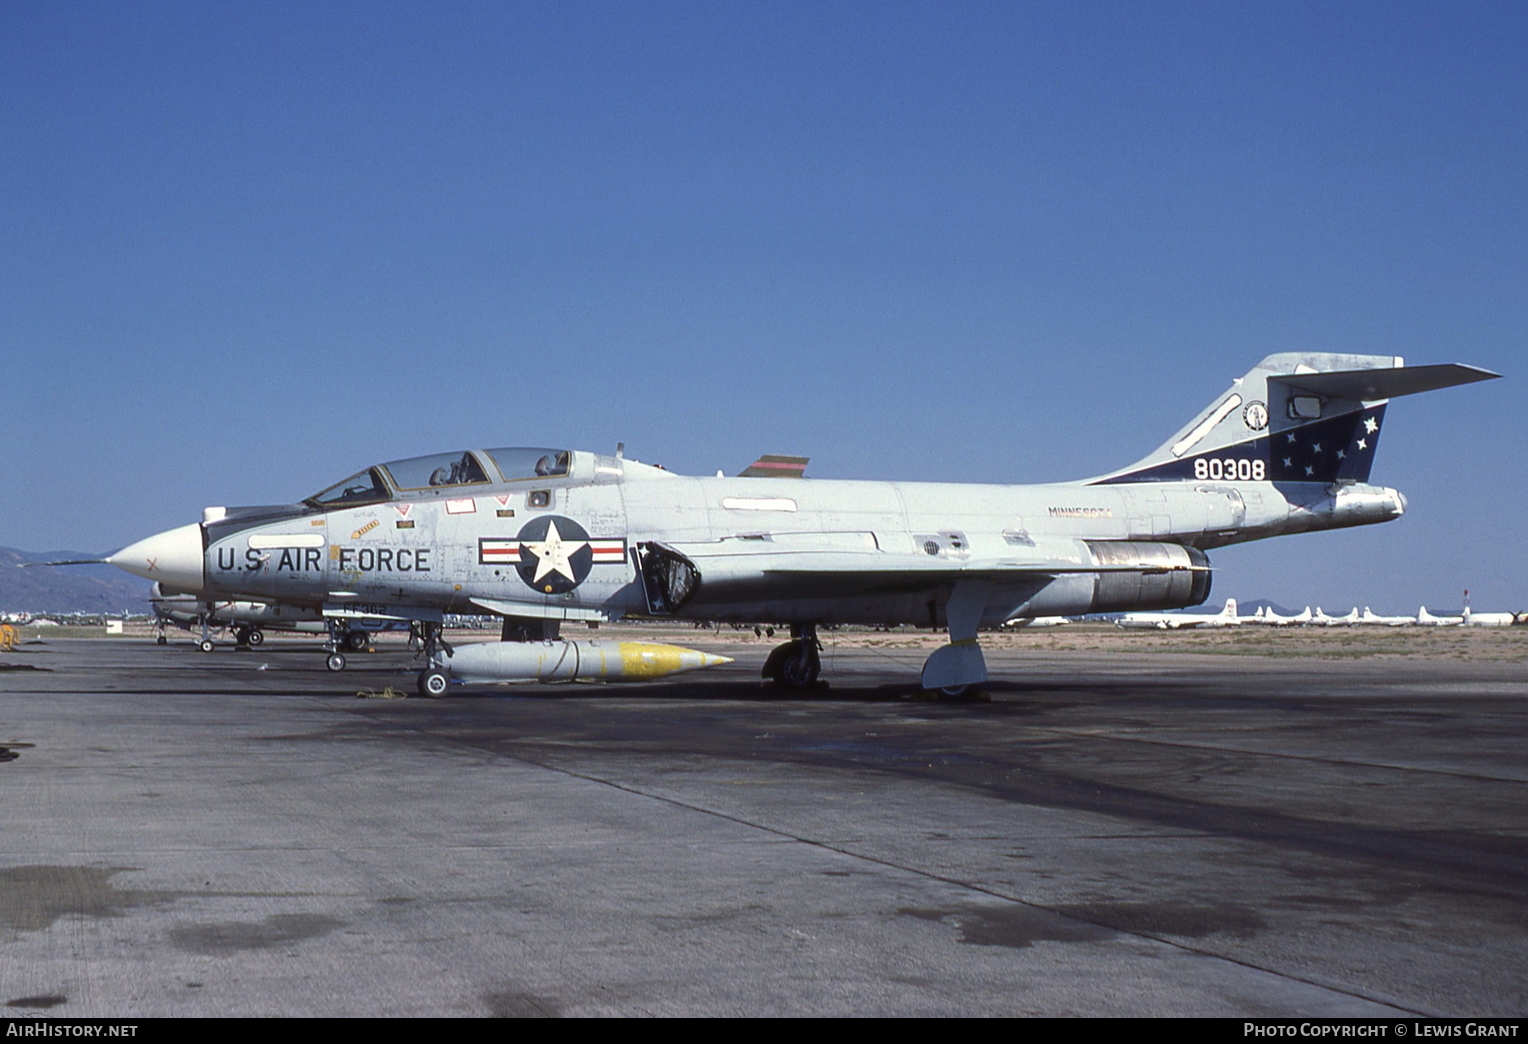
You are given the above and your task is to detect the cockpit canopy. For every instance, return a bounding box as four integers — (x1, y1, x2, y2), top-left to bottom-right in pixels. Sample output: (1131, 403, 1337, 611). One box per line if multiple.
(306, 448, 572, 507)
(483, 447, 571, 482)
(383, 451, 491, 491)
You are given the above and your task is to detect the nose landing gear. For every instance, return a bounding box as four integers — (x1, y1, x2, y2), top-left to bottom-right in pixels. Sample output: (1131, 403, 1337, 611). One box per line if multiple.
(412, 622, 454, 697)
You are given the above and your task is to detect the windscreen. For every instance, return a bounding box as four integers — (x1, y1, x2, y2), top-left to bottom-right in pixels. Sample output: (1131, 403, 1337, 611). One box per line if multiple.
(309, 468, 389, 507)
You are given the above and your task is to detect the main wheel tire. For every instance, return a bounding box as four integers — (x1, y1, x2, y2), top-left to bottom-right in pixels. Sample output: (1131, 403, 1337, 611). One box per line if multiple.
(199, 639, 215, 653)
(345, 630, 369, 652)
(779, 644, 820, 688)
(246, 629, 264, 646)
(761, 641, 791, 682)
(418, 668, 450, 698)
(233, 628, 251, 646)
(156, 635, 167, 646)
(326, 652, 347, 672)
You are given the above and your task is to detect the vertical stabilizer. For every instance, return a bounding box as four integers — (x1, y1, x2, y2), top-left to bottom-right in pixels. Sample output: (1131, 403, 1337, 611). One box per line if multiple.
(1093, 355, 1496, 485)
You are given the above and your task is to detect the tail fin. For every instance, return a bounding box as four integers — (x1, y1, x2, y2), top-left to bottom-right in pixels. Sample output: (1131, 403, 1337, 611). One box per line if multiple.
(739, 454, 809, 478)
(1093, 354, 1496, 485)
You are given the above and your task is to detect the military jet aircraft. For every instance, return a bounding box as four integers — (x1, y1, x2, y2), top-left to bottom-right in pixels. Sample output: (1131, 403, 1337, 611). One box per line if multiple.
(148, 582, 390, 651)
(104, 353, 1496, 696)
(150, 582, 320, 649)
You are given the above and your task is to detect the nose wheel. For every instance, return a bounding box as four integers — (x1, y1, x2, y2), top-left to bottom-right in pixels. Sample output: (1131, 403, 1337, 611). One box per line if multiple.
(322, 620, 351, 671)
(417, 667, 450, 697)
(412, 622, 454, 697)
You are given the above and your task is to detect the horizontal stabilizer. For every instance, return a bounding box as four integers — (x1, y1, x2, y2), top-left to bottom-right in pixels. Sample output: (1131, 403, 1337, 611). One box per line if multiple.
(1270, 363, 1499, 402)
(739, 454, 809, 478)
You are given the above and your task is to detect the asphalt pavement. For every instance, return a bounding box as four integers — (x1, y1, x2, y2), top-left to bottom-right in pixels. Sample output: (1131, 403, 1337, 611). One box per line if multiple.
(0, 634, 1524, 1016)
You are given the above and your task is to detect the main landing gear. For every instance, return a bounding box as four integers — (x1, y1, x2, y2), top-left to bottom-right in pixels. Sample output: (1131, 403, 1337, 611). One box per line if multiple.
(763, 623, 822, 689)
(918, 580, 992, 699)
(233, 626, 264, 648)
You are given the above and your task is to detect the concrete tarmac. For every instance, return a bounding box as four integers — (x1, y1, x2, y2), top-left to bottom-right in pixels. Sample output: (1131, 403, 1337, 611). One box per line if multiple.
(1, 632, 1525, 1016)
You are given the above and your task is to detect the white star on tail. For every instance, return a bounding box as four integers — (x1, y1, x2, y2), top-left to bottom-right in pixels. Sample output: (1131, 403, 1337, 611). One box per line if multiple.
(524, 520, 587, 583)
(1364, 416, 1379, 434)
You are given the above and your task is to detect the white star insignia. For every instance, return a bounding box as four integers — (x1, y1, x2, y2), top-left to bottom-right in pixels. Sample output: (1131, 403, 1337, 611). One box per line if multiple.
(1336, 449, 1346, 460)
(1283, 457, 1293, 467)
(1286, 433, 1297, 444)
(523, 519, 588, 584)
(1357, 438, 1367, 451)
(1312, 442, 1322, 453)
(1304, 466, 1314, 476)
(1364, 416, 1379, 434)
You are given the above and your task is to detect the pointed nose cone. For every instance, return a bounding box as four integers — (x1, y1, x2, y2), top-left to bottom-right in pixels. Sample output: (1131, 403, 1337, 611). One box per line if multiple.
(107, 523, 204, 590)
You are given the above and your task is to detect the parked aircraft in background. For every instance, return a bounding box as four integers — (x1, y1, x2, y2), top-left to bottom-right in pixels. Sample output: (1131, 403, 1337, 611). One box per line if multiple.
(104, 353, 1496, 695)
(1117, 598, 1240, 630)
(1416, 606, 1463, 627)
(148, 582, 368, 651)
(1460, 592, 1518, 627)
(1002, 615, 1072, 628)
(1463, 608, 1519, 627)
(1360, 607, 1415, 627)
(1313, 608, 1360, 627)
(1257, 605, 1313, 627)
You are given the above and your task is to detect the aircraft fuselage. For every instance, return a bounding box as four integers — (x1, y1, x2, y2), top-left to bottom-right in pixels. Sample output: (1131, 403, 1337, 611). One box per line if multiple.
(125, 456, 1404, 631)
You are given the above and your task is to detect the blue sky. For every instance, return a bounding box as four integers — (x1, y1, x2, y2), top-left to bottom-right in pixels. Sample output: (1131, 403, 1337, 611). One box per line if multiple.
(2, 1, 1523, 611)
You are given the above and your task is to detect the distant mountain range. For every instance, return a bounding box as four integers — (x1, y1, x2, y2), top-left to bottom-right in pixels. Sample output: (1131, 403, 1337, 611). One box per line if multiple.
(0, 548, 155, 615)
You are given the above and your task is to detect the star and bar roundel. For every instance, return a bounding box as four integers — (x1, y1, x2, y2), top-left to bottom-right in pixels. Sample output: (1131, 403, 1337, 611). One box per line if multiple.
(478, 516, 627, 594)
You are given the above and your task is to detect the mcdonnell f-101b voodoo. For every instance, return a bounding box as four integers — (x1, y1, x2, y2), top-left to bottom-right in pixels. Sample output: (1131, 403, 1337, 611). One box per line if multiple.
(105, 353, 1496, 696)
